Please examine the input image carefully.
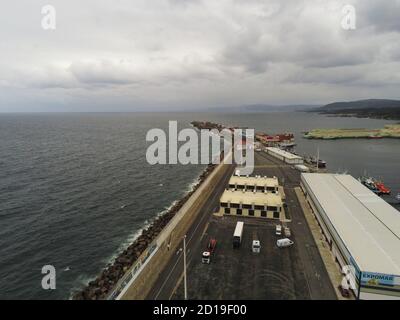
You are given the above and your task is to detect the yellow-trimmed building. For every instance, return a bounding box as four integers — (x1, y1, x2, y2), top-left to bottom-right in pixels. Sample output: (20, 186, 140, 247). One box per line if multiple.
(219, 189, 284, 220)
(227, 175, 279, 193)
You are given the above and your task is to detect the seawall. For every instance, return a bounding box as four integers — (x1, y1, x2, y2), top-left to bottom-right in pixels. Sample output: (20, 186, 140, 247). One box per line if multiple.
(73, 152, 228, 300)
(115, 154, 232, 299)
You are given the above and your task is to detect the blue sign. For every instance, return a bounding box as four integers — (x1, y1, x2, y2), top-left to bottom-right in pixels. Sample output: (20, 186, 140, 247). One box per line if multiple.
(361, 272, 395, 286)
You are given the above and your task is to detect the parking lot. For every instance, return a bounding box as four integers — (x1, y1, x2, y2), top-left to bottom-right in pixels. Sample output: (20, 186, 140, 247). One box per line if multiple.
(173, 151, 337, 300)
(174, 215, 312, 300)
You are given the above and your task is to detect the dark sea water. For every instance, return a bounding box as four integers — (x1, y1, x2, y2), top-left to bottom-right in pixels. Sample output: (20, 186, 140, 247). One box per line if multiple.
(0, 112, 399, 299)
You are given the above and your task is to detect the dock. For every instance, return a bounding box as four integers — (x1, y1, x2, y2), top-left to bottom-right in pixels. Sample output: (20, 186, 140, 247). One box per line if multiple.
(144, 151, 337, 300)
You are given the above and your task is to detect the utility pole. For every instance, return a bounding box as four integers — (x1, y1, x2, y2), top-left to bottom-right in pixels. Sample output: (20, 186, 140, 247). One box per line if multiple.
(183, 235, 188, 300)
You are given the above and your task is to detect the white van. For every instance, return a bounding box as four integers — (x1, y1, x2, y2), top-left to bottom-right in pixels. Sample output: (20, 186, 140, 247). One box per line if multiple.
(252, 240, 261, 253)
(277, 238, 294, 248)
(275, 225, 282, 236)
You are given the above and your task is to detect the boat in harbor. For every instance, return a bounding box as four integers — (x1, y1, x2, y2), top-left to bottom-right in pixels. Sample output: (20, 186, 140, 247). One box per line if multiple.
(375, 181, 391, 195)
(279, 142, 297, 149)
(358, 176, 391, 195)
(305, 156, 327, 168)
(359, 176, 381, 195)
(396, 193, 400, 202)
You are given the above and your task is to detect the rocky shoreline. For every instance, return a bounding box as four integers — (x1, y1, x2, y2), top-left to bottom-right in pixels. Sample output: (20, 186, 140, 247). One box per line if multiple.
(72, 158, 222, 300)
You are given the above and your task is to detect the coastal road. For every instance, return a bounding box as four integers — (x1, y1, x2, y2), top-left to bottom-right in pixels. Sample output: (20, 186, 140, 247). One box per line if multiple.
(145, 163, 235, 300)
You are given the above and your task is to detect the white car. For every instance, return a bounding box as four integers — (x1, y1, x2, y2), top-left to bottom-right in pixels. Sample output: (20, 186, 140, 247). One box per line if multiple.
(275, 225, 282, 236)
(277, 238, 294, 248)
(252, 240, 261, 253)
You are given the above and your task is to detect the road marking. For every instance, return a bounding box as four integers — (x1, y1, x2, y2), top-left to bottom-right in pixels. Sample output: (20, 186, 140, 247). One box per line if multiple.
(153, 167, 234, 300)
(154, 250, 183, 299)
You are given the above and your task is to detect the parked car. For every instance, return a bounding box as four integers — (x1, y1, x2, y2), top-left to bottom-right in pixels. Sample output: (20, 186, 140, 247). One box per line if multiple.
(275, 224, 282, 236)
(284, 227, 291, 238)
(252, 240, 261, 253)
(277, 238, 294, 248)
(338, 285, 350, 298)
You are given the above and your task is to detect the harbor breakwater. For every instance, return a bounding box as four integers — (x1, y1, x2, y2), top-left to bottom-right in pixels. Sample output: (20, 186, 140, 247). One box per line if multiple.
(73, 153, 226, 300)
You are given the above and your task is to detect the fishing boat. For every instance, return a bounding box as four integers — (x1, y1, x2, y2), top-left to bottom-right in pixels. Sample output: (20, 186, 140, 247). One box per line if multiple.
(396, 193, 400, 202)
(358, 176, 391, 195)
(358, 176, 381, 195)
(375, 181, 391, 195)
(305, 156, 327, 168)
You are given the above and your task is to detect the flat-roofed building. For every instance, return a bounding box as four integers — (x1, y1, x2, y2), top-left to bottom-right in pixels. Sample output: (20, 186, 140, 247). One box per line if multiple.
(219, 190, 284, 220)
(301, 173, 400, 300)
(227, 175, 279, 193)
(266, 147, 303, 164)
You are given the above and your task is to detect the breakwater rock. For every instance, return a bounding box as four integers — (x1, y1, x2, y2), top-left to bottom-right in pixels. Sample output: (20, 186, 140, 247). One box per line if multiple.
(72, 162, 219, 300)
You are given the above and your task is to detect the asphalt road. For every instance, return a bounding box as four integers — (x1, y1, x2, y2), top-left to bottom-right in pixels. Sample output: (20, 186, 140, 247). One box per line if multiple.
(145, 163, 235, 300)
(146, 151, 336, 300)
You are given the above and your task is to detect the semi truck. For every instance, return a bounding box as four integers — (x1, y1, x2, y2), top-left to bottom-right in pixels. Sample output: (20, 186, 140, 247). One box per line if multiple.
(202, 238, 217, 264)
(233, 221, 244, 248)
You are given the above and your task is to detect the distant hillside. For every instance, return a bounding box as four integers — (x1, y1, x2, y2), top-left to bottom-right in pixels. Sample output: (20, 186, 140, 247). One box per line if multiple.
(207, 104, 318, 113)
(312, 99, 400, 120)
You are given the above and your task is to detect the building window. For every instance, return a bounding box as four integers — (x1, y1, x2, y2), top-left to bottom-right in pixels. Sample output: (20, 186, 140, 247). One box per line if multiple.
(247, 186, 255, 191)
(261, 211, 267, 217)
(231, 203, 240, 209)
(249, 210, 254, 216)
(256, 186, 264, 192)
(224, 208, 230, 214)
(237, 185, 245, 190)
(267, 206, 278, 211)
(243, 204, 252, 209)
(229, 184, 235, 189)
(221, 202, 228, 208)
(236, 209, 242, 215)
(273, 211, 280, 219)
(255, 205, 264, 210)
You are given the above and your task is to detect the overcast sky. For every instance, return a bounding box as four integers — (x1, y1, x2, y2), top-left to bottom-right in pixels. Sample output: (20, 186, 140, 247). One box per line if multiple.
(1, 0, 400, 112)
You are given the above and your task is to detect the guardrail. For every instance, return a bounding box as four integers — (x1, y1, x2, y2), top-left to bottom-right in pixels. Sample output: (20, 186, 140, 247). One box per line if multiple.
(107, 242, 158, 300)
(106, 151, 232, 300)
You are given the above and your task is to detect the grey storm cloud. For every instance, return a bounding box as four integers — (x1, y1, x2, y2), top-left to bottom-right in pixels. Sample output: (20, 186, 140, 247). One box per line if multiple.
(0, 0, 400, 111)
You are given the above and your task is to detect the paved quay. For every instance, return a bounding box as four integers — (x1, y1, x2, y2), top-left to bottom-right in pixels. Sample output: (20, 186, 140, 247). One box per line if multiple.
(160, 151, 337, 300)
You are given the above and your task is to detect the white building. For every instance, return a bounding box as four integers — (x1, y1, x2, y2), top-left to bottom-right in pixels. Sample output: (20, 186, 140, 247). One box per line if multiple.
(301, 173, 400, 300)
(227, 175, 279, 193)
(265, 147, 303, 164)
(219, 189, 284, 220)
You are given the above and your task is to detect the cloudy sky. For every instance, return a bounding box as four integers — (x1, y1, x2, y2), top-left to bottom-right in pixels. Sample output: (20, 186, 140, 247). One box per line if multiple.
(1, 0, 400, 112)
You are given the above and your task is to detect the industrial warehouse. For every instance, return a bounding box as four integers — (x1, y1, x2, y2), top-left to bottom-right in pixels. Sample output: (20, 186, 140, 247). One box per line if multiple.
(265, 147, 304, 164)
(301, 173, 400, 300)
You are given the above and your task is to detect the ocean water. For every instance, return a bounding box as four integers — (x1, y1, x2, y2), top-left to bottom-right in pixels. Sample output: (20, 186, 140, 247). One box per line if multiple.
(0, 112, 399, 299)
